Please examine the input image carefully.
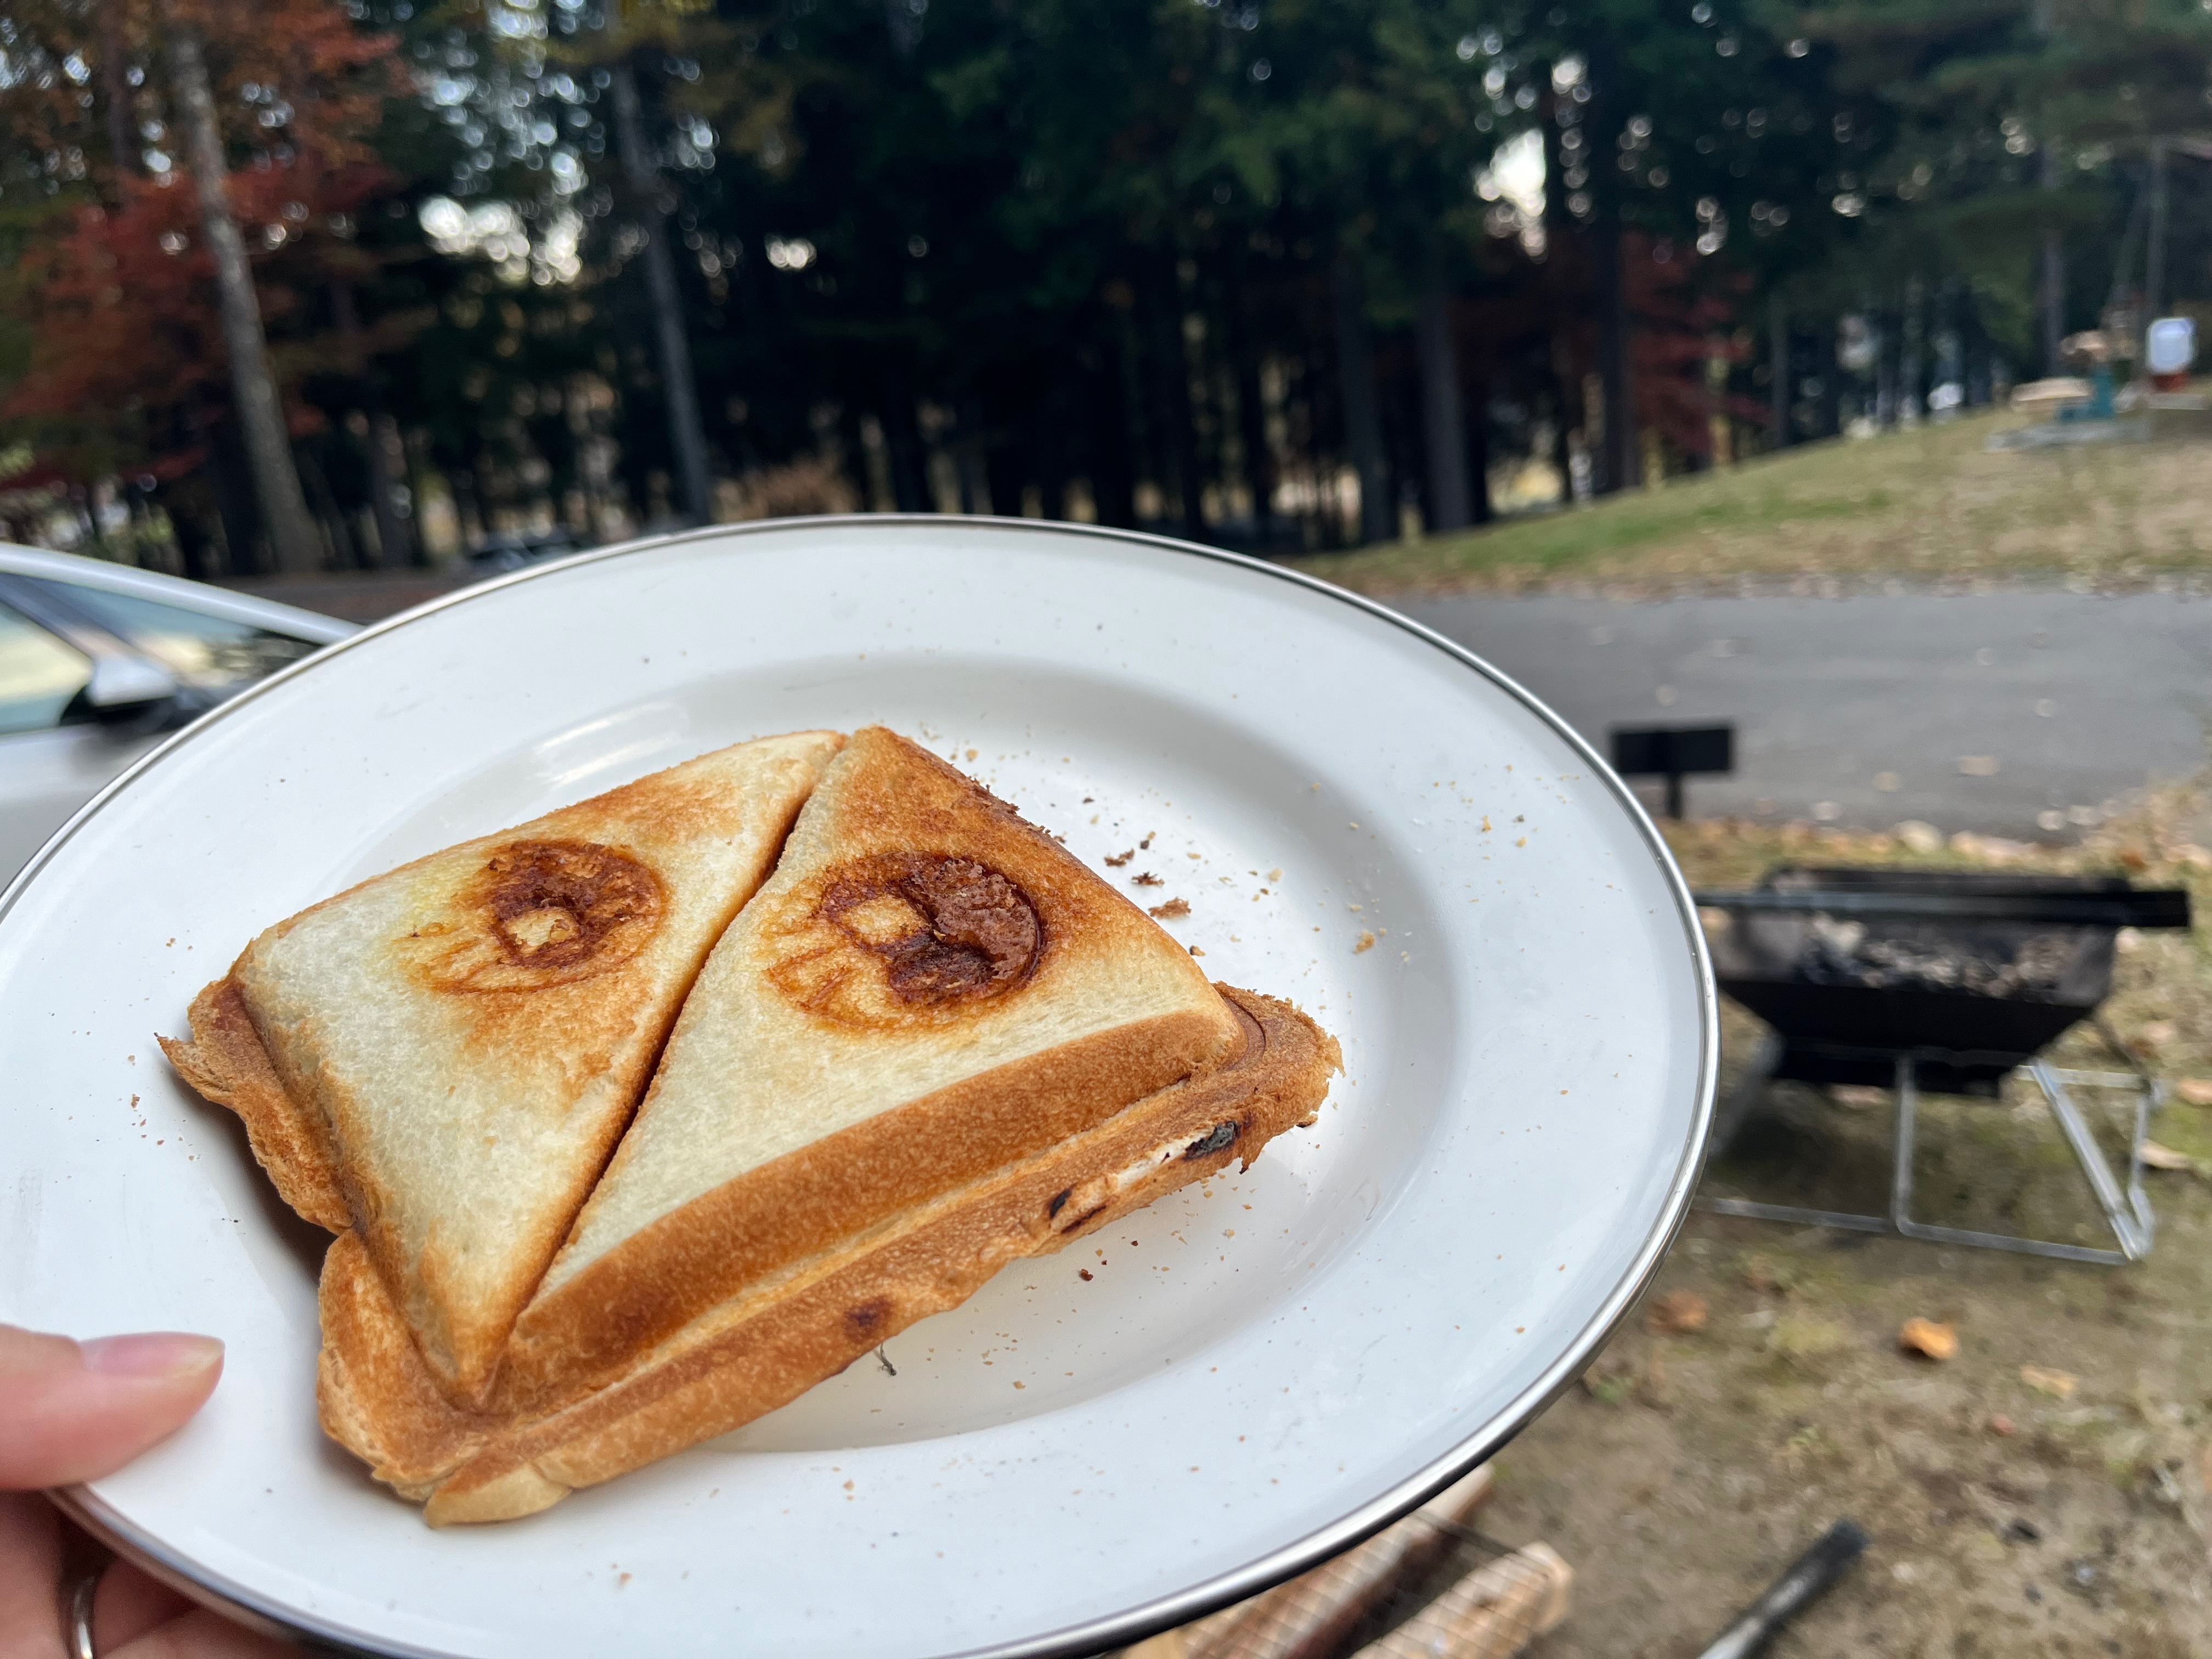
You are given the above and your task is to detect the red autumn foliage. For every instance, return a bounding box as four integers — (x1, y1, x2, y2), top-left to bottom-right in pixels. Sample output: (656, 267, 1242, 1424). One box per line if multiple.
(1626, 232, 1770, 464)
(0, 0, 400, 479)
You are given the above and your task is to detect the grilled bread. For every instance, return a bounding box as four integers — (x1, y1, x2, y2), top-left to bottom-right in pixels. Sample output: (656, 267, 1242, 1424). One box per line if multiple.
(494, 726, 1245, 1410)
(167, 725, 1339, 1522)
(161, 731, 843, 1401)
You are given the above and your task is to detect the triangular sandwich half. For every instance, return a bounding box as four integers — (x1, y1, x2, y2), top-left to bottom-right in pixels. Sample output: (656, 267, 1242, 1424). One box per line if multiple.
(161, 731, 844, 1403)
(490, 725, 1246, 1410)
(322, 981, 1337, 1523)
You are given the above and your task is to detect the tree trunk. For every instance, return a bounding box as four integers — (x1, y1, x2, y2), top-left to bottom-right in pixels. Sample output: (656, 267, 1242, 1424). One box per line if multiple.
(1900, 277, 1924, 426)
(101, 0, 135, 191)
(1769, 294, 1790, 450)
(1090, 340, 1139, 529)
(1224, 269, 1277, 545)
(1592, 207, 1635, 490)
(1875, 304, 1898, 428)
(2145, 137, 2170, 325)
(1963, 291, 1993, 408)
(881, 377, 930, 512)
(165, 19, 321, 573)
(1465, 368, 1493, 524)
(610, 57, 713, 524)
(331, 281, 411, 567)
(165, 489, 213, 580)
(202, 403, 262, 577)
(1329, 255, 1392, 544)
(2037, 156, 2065, 374)
(1415, 248, 1472, 533)
(1145, 254, 1204, 535)
(1818, 319, 1841, 436)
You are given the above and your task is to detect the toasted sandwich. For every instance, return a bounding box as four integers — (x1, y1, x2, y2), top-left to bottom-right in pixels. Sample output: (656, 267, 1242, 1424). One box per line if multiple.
(160, 731, 844, 1401)
(168, 726, 1339, 1523)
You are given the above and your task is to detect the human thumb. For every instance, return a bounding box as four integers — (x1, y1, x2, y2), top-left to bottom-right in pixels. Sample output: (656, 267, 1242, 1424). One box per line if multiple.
(0, 1324, 222, 1489)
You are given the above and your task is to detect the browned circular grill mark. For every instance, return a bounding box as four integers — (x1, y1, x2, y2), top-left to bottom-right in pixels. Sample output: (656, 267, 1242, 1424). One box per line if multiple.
(482, 840, 663, 970)
(817, 854, 1040, 1007)
(410, 839, 666, 993)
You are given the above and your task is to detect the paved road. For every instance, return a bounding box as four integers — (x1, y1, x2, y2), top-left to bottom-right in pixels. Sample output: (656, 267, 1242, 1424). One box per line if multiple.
(1396, 589, 2212, 839)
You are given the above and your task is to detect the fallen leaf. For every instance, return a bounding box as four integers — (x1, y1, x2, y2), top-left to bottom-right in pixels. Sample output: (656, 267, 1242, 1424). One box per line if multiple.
(2020, 1364, 2078, 1400)
(2174, 1078, 2212, 1108)
(2138, 1141, 2200, 1175)
(1645, 1291, 1709, 1335)
(1899, 1317, 1959, 1361)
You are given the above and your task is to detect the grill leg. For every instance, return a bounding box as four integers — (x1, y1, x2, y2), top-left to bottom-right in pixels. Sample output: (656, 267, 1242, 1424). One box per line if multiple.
(1887, 1060, 2151, 1266)
(1703, 1055, 2155, 1266)
(2027, 1062, 2155, 1261)
(1698, 1041, 1896, 1235)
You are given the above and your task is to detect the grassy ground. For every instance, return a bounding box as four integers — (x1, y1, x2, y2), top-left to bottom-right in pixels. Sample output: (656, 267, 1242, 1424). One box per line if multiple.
(1293, 410, 2212, 596)
(1483, 787, 2212, 1657)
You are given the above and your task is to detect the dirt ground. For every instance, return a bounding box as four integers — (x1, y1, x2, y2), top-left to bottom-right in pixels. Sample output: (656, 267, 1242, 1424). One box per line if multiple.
(1479, 799, 2212, 1657)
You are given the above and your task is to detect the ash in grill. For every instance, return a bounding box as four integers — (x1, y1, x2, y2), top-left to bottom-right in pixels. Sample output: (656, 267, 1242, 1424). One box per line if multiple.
(1797, 916, 2079, 998)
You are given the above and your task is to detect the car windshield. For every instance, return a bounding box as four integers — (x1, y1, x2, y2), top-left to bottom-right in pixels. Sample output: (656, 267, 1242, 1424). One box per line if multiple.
(29, 580, 321, 691)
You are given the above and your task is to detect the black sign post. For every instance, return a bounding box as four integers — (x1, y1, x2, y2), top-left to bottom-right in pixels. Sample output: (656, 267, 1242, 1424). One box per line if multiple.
(1610, 724, 1735, 821)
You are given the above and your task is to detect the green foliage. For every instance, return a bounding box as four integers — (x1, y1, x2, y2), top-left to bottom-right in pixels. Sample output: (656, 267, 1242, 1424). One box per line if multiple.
(1, 0, 2207, 565)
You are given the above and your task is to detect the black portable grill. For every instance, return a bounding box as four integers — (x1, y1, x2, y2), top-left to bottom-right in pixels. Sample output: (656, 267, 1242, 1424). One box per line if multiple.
(1694, 866, 2192, 1265)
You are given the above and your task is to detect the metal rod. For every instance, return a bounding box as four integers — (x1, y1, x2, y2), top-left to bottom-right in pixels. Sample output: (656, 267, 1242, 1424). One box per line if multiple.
(2147, 137, 2169, 328)
(1889, 1054, 1916, 1231)
(1699, 1198, 1889, 1233)
(2027, 1062, 2153, 1259)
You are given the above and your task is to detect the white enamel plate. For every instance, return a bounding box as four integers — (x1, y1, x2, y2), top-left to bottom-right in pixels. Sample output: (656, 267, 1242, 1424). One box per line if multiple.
(1, 520, 1713, 1659)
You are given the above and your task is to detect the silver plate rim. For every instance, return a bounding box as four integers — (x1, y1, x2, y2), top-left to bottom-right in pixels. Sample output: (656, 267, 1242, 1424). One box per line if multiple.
(12, 514, 1717, 1659)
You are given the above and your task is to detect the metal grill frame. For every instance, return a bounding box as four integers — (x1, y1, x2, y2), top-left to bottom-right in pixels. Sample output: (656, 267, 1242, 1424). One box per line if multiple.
(1700, 1033, 2158, 1264)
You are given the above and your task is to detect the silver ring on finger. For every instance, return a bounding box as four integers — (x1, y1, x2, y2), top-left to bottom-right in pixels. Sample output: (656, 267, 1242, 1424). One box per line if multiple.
(67, 1565, 101, 1659)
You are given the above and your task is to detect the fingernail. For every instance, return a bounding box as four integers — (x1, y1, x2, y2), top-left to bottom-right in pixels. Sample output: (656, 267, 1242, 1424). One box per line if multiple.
(80, 1333, 224, 1380)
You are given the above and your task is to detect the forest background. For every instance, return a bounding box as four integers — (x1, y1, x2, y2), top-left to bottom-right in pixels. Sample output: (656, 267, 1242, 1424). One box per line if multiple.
(2, 0, 2210, 577)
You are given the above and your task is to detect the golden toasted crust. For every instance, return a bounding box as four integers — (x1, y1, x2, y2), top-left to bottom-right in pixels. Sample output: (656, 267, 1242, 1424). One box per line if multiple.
(316, 1232, 500, 1498)
(157, 976, 350, 1233)
(311, 987, 1338, 1524)
(497, 1005, 1232, 1412)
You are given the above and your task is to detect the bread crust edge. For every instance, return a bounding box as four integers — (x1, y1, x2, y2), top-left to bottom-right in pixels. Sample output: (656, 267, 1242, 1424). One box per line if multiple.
(158, 974, 351, 1233)
(501, 1002, 1242, 1410)
(314, 986, 1338, 1523)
